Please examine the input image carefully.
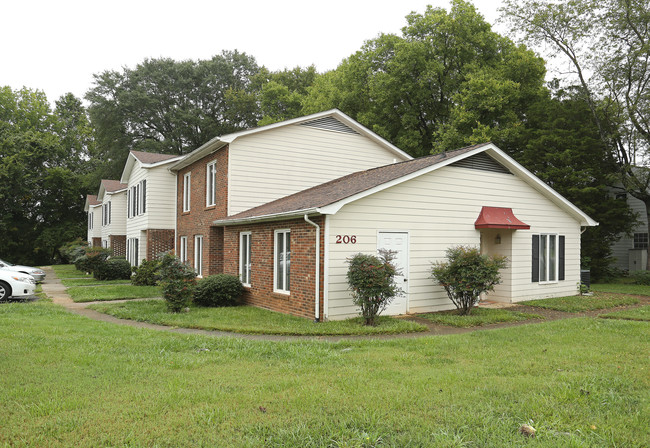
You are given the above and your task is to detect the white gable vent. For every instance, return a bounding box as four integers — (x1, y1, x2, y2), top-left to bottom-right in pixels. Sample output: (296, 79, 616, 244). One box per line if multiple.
(452, 152, 512, 174)
(300, 116, 360, 135)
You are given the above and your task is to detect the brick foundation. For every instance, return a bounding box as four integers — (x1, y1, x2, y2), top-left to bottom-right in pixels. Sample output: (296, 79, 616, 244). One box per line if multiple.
(222, 216, 325, 320)
(110, 235, 126, 257)
(92, 237, 102, 247)
(146, 229, 175, 260)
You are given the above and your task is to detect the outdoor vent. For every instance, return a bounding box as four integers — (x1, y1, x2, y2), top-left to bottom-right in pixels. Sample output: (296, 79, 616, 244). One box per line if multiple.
(300, 116, 360, 135)
(452, 152, 512, 174)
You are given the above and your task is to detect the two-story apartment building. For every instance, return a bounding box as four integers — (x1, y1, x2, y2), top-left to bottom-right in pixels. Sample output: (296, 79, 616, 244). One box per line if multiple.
(97, 179, 128, 256)
(120, 150, 182, 266)
(84, 194, 102, 247)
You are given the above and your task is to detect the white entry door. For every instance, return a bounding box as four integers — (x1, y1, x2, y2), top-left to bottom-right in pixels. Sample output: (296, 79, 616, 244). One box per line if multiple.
(377, 232, 408, 315)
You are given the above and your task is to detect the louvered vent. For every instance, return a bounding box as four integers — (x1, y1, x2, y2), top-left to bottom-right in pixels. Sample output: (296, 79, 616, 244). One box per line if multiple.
(300, 116, 360, 135)
(451, 152, 512, 174)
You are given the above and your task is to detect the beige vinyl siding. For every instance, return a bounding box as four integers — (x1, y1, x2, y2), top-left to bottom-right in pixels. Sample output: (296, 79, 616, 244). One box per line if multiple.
(325, 165, 582, 320)
(228, 124, 408, 215)
(87, 205, 102, 241)
(101, 191, 127, 241)
(126, 163, 177, 236)
(610, 193, 647, 271)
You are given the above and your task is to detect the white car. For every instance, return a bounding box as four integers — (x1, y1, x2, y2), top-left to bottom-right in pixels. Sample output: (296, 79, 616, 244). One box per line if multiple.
(0, 259, 46, 282)
(0, 270, 36, 301)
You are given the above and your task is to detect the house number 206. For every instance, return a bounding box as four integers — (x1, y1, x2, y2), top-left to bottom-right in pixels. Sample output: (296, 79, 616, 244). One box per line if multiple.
(336, 235, 357, 244)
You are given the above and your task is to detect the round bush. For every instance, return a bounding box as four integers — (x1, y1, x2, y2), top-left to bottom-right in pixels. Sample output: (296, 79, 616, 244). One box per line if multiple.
(131, 259, 160, 286)
(194, 274, 244, 307)
(94, 258, 132, 281)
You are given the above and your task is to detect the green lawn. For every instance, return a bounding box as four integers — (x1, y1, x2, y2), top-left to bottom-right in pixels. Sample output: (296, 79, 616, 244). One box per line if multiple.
(51, 264, 92, 279)
(89, 300, 427, 335)
(600, 305, 650, 322)
(591, 282, 650, 296)
(417, 307, 543, 327)
(60, 278, 132, 287)
(522, 293, 639, 312)
(0, 300, 647, 447)
(67, 284, 162, 302)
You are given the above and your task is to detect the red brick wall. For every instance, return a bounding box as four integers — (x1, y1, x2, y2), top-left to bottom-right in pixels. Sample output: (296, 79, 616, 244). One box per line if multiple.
(146, 229, 175, 260)
(110, 235, 126, 257)
(92, 237, 101, 247)
(222, 216, 325, 320)
(176, 146, 228, 275)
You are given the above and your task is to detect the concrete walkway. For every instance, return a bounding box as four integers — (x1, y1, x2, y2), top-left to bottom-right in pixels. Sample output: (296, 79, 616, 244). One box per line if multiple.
(38, 266, 647, 342)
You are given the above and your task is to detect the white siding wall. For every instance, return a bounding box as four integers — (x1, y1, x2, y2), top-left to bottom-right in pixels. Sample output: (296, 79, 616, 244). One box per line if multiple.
(325, 165, 582, 320)
(611, 194, 647, 271)
(101, 191, 127, 242)
(126, 163, 177, 239)
(228, 125, 407, 215)
(87, 205, 102, 242)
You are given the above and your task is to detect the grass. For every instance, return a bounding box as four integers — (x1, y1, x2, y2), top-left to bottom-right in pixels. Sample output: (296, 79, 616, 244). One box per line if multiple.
(60, 278, 132, 287)
(600, 305, 650, 322)
(67, 284, 162, 302)
(51, 264, 92, 279)
(89, 300, 427, 335)
(0, 300, 648, 447)
(417, 307, 543, 328)
(522, 293, 639, 312)
(591, 282, 650, 296)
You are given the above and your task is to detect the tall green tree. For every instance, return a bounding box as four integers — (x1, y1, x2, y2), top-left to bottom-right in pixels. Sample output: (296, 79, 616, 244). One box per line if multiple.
(256, 66, 317, 126)
(0, 87, 90, 265)
(501, 0, 650, 267)
(303, 0, 547, 157)
(86, 51, 262, 179)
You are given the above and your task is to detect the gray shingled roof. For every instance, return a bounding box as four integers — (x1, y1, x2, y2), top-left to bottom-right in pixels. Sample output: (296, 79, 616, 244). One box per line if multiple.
(216, 143, 489, 224)
(130, 150, 179, 164)
(86, 194, 100, 206)
(101, 179, 127, 192)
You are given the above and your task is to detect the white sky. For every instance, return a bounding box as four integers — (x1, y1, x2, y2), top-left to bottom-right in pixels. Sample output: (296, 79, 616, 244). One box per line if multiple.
(1, 0, 505, 104)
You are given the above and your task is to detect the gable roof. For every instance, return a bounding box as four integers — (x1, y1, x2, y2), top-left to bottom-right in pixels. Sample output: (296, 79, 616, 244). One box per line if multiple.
(120, 150, 183, 183)
(84, 194, 101, 212)
(170, 109, 412, 172)
(97, 179, 127, 201)
(213, 143, 598, 227)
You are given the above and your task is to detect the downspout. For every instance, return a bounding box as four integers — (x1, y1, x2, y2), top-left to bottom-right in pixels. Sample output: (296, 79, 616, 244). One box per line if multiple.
(304, 215, 320, 322)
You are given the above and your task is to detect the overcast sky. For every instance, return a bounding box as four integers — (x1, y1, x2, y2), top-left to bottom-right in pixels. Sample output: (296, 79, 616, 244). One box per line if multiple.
(1, 0, 506, 104)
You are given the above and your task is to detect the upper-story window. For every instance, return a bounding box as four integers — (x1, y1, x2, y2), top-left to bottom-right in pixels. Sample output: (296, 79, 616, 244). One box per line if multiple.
(88, 212, 93, 230)
(206, 161, 216, 207)
(183, 173, 191, 212)
(127, 180, 147, 218)
(102, 201, 111, 226)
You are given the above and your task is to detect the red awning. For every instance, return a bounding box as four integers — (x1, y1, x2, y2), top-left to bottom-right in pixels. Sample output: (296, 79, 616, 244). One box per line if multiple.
(474, 206, 530, 230)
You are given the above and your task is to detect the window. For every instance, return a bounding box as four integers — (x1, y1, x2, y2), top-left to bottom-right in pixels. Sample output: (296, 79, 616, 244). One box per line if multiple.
(128, 180, 147, 218)
(88, 212, 93, 230)
(206, 161, 216, 207)
(615, 193, 628, 200)
(102, 202, 111, 226)
(274, 229, 290, 293)
(179, 236, 188, 263)
(634, 233, 648, 249)
(183, 173, 191, 212)
(194, 235, 203, 276)
(240, 232, 251, 286)
(532, 234, 565, 283)
(127, 238, 139, 266)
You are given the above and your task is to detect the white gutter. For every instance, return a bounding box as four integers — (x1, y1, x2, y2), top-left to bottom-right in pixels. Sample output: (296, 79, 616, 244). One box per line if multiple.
(213, 208, 320, 226)
(304, 215, 321, 322)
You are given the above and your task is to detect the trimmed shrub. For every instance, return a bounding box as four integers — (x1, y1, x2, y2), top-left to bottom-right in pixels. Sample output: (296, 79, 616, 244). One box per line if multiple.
(158, 253, 196, 312)
(346, 250, 400, 326)
(632, 270, 650, 285)
(74, 247, 111, 273)
(94, 258, 132, 281)
(58, 238, 87, 264)
(431, 246, 507, 315)
(131, 259, 161, 286)
(194, 274, 244, 307)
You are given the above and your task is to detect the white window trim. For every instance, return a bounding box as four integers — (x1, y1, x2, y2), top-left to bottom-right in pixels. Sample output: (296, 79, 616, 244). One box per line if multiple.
(239, 232, 251, 287)
(183, 173, 191, 213)
(274, 229, 290, 294)
(539, 233, 559, 284)
(88, 212, 93, 230)
(206, 161, 216, 207)
(179, 236, 188, 263)
(194, 235, 203, 277)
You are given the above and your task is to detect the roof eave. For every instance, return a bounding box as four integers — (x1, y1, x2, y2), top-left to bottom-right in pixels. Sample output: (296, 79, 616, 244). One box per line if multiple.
(212, 208, 321, 227)
(169, 140, 227, 172)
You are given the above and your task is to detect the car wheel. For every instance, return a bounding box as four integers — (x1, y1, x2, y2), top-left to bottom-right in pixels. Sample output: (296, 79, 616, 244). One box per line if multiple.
(0, 281, 11, 301)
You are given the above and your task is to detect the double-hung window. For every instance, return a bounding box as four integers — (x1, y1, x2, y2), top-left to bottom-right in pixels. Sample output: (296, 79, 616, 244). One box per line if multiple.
(239, 232, 251, 286)
(274, 229, 290, 293)
(194, 235, 203, 277)
(532, 234, 565, 283)
(128, 180, 147, 218)
(88, 212, 93, 230)
(633, 233, 648, 249)
(206, 161, 216, 207)
(102, 202, 111, 226)
(179, 236, 188, 263)
(183, 173, 191, 212)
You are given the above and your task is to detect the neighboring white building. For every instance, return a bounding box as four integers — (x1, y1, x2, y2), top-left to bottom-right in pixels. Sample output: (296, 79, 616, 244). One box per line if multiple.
(84, 195, 102, 246)
(610, 191, 648, 272)
(120, 150, 182, 266)
(97, 179, 128, 256)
